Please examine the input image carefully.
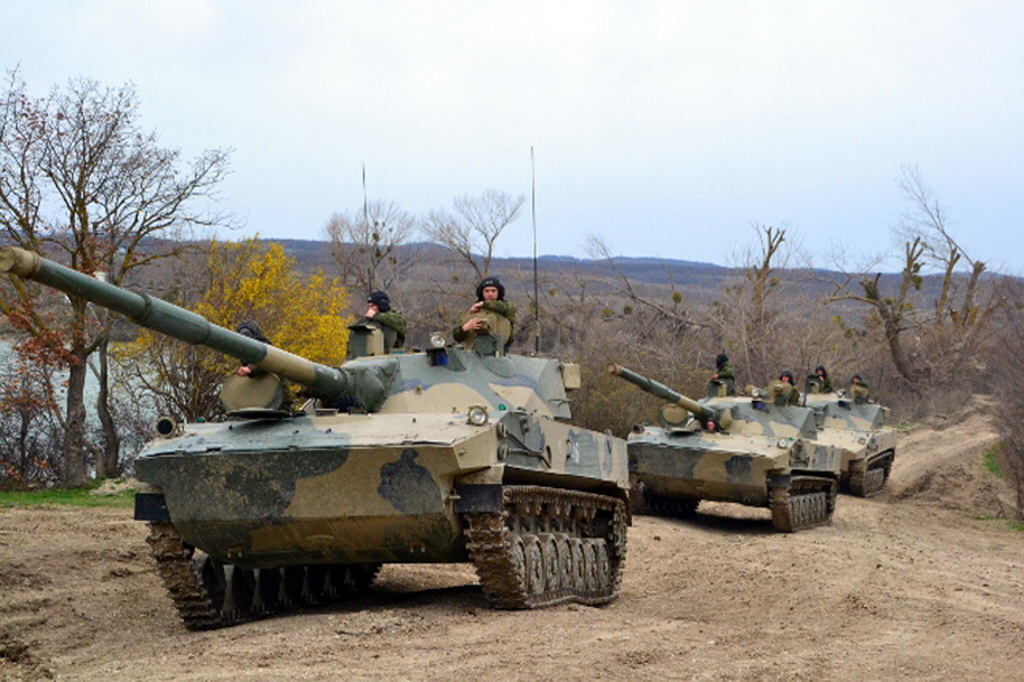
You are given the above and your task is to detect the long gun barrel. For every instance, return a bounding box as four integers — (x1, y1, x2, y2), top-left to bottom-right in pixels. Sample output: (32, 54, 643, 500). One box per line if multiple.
(0, 246, 392, 408)
(607, 363, 716, 423)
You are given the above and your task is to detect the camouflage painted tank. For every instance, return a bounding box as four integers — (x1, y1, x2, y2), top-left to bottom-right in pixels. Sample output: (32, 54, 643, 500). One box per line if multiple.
(1, 247, 630, 629)
(803, 375, 896, 497)
(608, 364, 841, 532)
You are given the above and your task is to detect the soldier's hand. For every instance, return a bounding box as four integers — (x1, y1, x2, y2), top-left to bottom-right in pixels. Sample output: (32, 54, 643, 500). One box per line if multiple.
(462, 317, 486, 332)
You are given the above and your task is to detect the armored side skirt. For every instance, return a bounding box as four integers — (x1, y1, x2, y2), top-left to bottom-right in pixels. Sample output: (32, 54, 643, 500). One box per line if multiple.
(135, 445, 471, 567)
(629, 443, 781, 507)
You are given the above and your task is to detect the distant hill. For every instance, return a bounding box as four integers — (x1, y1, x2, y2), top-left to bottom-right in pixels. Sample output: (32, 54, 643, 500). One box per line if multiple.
(221, 238, 1007, 307)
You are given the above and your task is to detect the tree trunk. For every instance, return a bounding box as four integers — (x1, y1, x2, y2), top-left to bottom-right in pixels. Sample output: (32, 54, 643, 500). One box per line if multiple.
(96, 337, 120, 478)
(860, 277, 924, 389)
(63, 360, 89, 488)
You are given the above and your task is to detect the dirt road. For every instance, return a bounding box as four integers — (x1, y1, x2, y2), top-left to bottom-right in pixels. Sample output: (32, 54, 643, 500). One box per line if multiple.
(2, 405, 1022, 681)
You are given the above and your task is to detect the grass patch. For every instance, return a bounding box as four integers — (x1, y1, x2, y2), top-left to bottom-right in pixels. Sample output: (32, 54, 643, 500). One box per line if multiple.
(975, 515, 1024, 532)
(981, 443, 1003, 478)
(0, 479, 135, 508)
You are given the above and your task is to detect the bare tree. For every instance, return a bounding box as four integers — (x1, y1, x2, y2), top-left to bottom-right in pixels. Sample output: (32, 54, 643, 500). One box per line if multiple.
(0, 71, 230, 485)
(423, 189, 524, 280)
(706, 225, 793, 383)
(324, 199, 420, 295)
(585, 234, 701, 339)
(828, 238, 929, 389)
(827, 168, 1003, 398)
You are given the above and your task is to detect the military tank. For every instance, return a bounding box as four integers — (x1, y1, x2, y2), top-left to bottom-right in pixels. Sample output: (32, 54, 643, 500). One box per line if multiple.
(608, 364, 841, 532)
(0, 246, 630, 629)
(803, 375, 896, 497)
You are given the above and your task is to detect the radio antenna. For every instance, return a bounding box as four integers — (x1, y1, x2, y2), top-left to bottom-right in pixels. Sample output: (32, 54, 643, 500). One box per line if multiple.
(531, 147, 540, 355)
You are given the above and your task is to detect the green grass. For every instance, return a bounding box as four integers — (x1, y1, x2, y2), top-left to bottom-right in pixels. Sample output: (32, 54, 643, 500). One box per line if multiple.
(0, 479, 135, 508)
(976, 515, 1024, 532)
(981, 443, 1003, 478)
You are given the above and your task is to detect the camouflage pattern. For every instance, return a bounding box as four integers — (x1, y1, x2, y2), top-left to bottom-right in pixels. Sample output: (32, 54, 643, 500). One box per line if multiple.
(138, 349, 628, 566)
(609, 364, 841, 532)
(1, 246, 630, 627)
(804, 392, 896, 497)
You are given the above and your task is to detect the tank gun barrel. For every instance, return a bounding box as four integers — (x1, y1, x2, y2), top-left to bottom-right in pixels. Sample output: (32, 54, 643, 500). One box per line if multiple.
(0, 246, 380, 404)
(607, 363, 714, 422)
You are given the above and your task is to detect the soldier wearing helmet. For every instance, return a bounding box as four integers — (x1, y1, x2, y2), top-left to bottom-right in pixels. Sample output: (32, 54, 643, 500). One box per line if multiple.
(361, 290, 407, 351)
(453, 276, 516, 350)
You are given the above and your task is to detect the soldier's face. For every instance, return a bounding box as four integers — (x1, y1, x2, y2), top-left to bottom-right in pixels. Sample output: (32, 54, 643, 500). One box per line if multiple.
(482, 286, 499, 301)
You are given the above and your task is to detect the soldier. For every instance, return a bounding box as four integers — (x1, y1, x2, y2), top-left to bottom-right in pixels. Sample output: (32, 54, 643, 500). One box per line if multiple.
(453, 276, 516, 350)
(778, 370, 801, 405)
(850, 374, 871, 403)
(811, 364, 834, 393)
(708, 353, 736, 396)
(232, 320, 294, 410)
(361, 290, 407, 351)
(235, 320, 271, 377)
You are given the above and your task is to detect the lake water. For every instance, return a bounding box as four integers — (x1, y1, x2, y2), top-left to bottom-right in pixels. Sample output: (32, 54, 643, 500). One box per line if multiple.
(0, 337, 103, 425)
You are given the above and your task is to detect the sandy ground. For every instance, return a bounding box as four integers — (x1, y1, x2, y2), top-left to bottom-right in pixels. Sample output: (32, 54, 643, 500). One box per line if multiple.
(2, 402, 1022, 682)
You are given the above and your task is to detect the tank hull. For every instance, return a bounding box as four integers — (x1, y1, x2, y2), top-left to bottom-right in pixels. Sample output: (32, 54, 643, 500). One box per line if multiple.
(805, 394, 897, 496)
(628, 438, 787, 507)
(136, 410, 627, 567)
(614, 380, 842, 532)
(134, 392, 630, 628)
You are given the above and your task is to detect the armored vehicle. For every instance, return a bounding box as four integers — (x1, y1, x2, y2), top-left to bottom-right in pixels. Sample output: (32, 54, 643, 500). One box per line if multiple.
(1, 246, 630, 629)
(609, 364, 841, 532)
(804, 375, 896, 497)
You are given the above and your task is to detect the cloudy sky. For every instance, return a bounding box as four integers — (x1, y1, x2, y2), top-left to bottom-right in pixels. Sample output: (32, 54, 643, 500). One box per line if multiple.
(3, 2, 1022, 273)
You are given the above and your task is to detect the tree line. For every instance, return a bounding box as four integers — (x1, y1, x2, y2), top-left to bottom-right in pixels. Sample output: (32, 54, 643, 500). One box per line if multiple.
(1, 71, 1021, 520)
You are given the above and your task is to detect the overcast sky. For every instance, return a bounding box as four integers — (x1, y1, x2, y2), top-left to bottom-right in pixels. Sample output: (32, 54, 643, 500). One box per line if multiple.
(3, 2, 1022, 274)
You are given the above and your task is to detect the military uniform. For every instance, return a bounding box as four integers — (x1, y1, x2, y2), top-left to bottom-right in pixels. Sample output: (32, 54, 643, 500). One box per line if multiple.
(707, 354, 736, 397)
(453, 277, 516, 351)
(362, 310, 407, 350)
(362, 291, 406, 351)
(453, 300, 516, 349)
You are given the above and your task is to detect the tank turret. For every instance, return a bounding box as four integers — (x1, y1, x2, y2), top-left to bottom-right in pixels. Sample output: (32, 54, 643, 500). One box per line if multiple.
(2, 246, 630, 628)
(606, 363, 732, 430)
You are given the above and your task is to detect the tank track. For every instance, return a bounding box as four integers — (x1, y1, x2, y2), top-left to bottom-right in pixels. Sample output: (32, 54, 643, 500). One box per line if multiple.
(639, 484, 699, 519)
(146, 522, 381, 631)
(847, 452, 894, 497)
(464, 485, 628, 609)
(769, 476, 838, 532)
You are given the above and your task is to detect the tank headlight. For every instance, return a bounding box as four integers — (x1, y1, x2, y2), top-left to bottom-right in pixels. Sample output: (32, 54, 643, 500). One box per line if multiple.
(156, 416, 179, 438)
(430, 331, 447, 348)
(777, 438, 789, 449)
(467, 405, 489, 426)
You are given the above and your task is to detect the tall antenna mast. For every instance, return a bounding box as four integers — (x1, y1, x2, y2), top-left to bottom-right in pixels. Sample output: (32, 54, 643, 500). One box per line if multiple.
(531, 147, 540, 355)
(362, 163, 369, 227)
(362, 163, 371, 293)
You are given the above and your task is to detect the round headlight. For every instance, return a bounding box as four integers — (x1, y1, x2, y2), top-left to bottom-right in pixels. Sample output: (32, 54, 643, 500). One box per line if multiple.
(430, 331, 447, 348)
(777, 438, 789, 449)
(467, 405, 489, 426)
